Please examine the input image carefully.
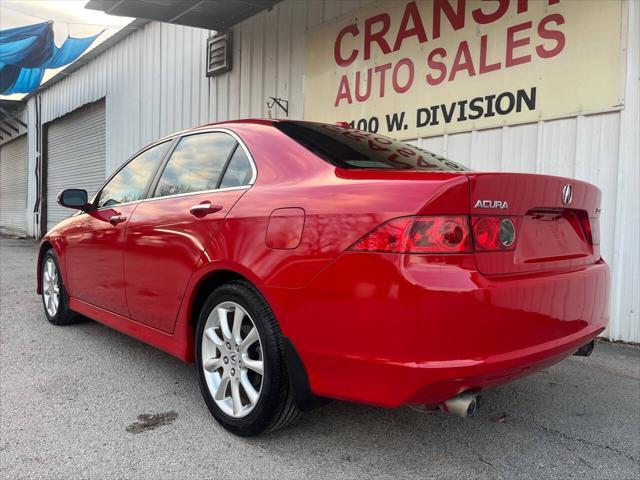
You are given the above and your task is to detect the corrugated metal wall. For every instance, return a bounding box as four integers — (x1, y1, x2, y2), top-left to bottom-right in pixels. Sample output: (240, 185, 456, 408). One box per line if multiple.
(0, 135, 28, 236)
(46, 100, 106, 231)
(27, 0, 638, 341)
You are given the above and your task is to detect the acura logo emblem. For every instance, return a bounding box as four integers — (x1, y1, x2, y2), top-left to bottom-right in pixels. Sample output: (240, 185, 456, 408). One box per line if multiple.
(562, 184, 573, 205)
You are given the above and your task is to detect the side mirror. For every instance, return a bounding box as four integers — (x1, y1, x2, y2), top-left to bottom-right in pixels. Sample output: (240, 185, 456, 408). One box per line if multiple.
(57, 189, 90, 211)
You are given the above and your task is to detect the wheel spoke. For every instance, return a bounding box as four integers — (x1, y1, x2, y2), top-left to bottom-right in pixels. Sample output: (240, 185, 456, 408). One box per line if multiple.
(230, 377, 242, 415)
(243, 357, 263, 375)
(240, 327, 258, 353)
(240, 371, 259, 406)
(214, 376, 230, 401)
(218, 308, 232, 341)
(231, 307, 245, 343)
(204, 327, 224, 347)
(204, 357, 222, 372)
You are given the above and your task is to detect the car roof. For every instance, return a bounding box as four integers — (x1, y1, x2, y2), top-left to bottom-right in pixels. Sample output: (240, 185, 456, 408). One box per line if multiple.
(183, 118, 331, 135)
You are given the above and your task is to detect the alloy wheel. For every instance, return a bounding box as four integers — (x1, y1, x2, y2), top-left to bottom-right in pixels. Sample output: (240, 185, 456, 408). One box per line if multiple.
(42, 258, 60, 317)
(201, 301, 264, 418)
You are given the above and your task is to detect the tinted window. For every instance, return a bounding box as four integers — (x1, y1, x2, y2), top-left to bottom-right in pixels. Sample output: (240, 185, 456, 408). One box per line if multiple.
(219, 146, 253, 188)
(274, 121, 468, 171)
(154, 133, 236, 197)
(97, 141, 170, 208)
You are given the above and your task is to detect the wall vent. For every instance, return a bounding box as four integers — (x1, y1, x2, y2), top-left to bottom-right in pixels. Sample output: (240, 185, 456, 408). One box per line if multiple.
(206, 32, 231, 77)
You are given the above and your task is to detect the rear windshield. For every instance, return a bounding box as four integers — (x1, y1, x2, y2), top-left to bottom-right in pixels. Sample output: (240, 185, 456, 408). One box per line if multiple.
(274, 121, 468, 171)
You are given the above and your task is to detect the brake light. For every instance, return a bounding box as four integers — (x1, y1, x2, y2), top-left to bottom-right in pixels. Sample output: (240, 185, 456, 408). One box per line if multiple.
(350, 216, 473, 253)
(583, 216, 600, 245)
(472, 216, 518, 251)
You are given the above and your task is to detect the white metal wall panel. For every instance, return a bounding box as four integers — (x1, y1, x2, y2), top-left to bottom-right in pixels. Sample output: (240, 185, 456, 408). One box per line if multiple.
(28, 0, 639, 340)
(46, 101, 106, 231)
(0, 136, 28, 236)
(610, 0, 640, 343)
(26, 97, 39, 238)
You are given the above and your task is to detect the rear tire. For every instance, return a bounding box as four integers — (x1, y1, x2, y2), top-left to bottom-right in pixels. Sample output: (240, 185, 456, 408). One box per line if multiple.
(40, 249, 80, 326)
(195, 280, 300, 436)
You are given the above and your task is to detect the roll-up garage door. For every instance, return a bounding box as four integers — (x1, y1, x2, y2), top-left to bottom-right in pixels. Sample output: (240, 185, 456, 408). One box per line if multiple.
(0, 135, 28, 236)
(46, 101, 106, 231)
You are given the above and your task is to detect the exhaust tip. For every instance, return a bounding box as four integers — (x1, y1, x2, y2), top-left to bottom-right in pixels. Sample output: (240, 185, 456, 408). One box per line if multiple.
(466, 397, 478, 418)
(574, 340, 595, 357)
(440, 392, 478, 418)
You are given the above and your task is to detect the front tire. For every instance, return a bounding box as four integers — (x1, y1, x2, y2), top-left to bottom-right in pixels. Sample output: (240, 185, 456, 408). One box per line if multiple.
(195, 280, 300, 436)
(41, 249, 79, 325)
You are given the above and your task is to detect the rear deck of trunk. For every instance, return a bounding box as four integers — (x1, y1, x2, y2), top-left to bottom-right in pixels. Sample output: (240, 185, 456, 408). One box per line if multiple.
(467, 173, 602, 275)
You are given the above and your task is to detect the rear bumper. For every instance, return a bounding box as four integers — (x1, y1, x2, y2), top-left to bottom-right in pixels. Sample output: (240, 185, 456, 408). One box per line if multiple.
(266, 253, 610, 407)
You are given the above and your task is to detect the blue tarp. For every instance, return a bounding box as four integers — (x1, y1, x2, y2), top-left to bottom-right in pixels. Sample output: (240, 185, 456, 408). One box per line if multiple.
(0, 22, 100, 94)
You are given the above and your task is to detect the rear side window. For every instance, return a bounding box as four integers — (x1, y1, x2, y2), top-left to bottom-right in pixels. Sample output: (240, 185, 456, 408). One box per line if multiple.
(154, 132, 236, 197)
(274, 121, 467, 171)
(219, 146, 253, 188)
(97, 141, 170, 208)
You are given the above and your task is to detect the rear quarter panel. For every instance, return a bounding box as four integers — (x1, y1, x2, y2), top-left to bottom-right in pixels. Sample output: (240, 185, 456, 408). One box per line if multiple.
(206, 124, 471, 289)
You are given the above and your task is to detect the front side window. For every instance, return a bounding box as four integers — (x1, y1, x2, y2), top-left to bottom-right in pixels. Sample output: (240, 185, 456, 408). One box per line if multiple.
(97, 141, 171, 208)
(154, 132, 237, 198)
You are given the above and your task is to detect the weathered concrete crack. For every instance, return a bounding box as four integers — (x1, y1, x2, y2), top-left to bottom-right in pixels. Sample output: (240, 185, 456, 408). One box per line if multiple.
(533, 421, 637, 464)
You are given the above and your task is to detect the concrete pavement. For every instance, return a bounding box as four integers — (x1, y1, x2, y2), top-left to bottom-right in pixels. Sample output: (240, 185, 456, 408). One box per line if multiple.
(1, 238, 638, 479)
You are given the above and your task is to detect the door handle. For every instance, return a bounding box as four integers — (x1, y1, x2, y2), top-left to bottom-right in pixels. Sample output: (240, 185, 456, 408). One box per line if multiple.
(109, 214, 127, 226)
(190, 201, 223, 218)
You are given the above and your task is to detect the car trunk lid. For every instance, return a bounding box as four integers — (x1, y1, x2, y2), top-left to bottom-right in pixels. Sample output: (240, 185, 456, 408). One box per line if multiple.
(467, 173, 602, 275)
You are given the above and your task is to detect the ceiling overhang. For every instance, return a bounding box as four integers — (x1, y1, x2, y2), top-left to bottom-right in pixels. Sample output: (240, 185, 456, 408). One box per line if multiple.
(85, 0, 281, 31)
(0, 99, 27, 143)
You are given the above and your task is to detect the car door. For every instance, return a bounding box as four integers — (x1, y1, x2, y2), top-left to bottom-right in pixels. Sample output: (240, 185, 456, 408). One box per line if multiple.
(123, 130, 255, 333)
(64, 140, 173, 316)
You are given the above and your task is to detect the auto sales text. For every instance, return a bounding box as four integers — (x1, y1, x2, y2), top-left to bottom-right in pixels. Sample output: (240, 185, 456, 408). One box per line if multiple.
(334, 0, 564, 107)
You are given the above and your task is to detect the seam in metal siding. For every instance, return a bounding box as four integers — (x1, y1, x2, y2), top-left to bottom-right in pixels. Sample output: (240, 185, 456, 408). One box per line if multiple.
(46, 101, 106, 232)
(0, 135, 28, 236)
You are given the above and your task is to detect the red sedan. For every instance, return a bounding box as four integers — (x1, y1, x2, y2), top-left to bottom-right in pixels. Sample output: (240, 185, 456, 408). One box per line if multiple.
(38, 120, 609, 436)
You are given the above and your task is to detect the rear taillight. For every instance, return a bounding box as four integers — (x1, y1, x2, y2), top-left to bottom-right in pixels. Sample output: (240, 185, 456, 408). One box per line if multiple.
(350, 216, 473, 253)
(585, 217, 600, 245)
(471, 216, 518, 251)
(577, 213, 600, 245)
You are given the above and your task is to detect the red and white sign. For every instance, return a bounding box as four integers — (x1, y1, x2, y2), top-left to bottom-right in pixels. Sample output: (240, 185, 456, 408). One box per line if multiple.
(303, 0, 624, 139)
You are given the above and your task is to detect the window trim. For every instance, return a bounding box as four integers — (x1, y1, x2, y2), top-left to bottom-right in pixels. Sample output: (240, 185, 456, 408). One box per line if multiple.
(91, 128, 257, 211)
(215, 143, 239, 190)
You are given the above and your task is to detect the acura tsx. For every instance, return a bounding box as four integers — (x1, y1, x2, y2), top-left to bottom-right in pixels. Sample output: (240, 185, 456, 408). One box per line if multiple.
(37, 120, 609, 436)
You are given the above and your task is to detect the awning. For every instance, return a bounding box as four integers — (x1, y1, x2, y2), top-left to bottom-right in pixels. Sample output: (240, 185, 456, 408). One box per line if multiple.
(85, 0, 282, 31)
(0, 22, 100, 95)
